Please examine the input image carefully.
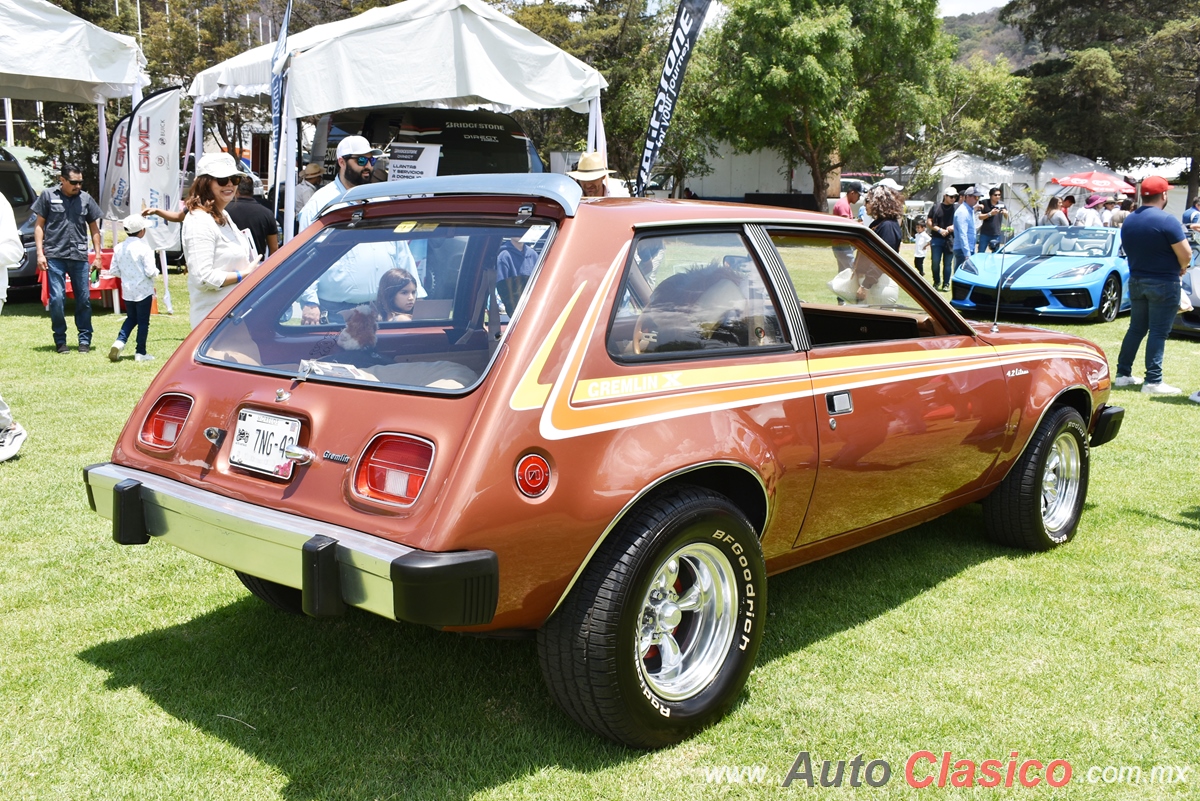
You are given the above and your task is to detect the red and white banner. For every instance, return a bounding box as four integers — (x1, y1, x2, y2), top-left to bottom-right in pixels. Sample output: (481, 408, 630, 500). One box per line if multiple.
(100, 113, 131, 221)
(128, 87, 181, 252)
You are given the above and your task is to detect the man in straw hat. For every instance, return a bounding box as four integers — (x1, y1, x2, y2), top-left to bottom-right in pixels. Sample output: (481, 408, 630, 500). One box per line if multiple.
(568, 152, 624, 197)
(294, 162, 324, 216)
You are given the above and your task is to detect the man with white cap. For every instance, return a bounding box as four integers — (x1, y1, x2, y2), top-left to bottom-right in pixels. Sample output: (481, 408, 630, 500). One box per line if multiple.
(296, 135, 383, 233)
(293, 162, 324, 220)
(295, 136, 425, 324)
(951, 186, 980, 284)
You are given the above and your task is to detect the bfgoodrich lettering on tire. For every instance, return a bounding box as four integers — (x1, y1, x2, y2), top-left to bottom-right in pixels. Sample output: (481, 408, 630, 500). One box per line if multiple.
(983, 405, 1089, 550)
(537, 486, 766, 749)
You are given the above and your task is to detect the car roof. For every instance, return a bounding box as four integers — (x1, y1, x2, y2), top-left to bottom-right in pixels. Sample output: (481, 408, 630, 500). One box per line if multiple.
(320, 173, 862, 236)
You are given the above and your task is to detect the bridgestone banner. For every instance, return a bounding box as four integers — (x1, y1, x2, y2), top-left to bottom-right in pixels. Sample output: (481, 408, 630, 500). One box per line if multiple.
(128, 87, 181, 252)
(634, 0, 711, 197)
(100, 114, 131, 221)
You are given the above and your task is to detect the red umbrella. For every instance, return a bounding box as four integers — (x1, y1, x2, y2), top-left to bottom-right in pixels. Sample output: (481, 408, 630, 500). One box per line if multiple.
(1051, 171, 1136, 193)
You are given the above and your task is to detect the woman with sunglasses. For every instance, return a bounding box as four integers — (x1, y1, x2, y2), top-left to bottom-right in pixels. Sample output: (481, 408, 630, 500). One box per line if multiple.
(181, 153, 260, 328)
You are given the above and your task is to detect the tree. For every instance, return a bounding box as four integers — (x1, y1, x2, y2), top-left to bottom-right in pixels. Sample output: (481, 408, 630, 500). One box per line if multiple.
(897, 55, 1029, 194)
(1005, 50, 1144, 169)
(140, 0, 265, 156)
(1128, 18, 1200, 201)
(707, 0, 946, 208)
(998, 0, 1182, 52)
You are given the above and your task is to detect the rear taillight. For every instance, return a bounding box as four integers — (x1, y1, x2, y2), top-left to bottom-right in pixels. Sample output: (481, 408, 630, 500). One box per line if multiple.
(139, 394, 193, 449)
(354, 434, 434, 507)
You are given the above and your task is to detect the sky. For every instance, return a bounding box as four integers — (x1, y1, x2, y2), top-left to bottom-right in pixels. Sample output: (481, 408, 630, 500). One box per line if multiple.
(940, 0, 1004, 17)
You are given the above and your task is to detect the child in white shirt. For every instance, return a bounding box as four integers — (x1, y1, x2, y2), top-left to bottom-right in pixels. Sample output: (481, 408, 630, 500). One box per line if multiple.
(912, 220, 931, 277)
(105, 214, 159, 362)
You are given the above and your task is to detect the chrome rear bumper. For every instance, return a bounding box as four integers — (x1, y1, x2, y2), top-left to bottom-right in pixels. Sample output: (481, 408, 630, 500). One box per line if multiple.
(84, 463, 497, 627)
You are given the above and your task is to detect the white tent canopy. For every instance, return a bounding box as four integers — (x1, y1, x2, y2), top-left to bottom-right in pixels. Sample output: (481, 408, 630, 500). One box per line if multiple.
(189, 0, 607, 117)
(189, 0, 609, 244)
(932, 151, 1019, 188)
(0, 0, 147, 104)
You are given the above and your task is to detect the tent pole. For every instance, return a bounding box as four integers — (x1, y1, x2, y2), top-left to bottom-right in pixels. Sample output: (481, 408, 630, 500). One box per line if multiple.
(3, 99, 12, 147)
(97, 102, 109, 196)
(587, 97, 606, 161)
(281, 76, 296, 244)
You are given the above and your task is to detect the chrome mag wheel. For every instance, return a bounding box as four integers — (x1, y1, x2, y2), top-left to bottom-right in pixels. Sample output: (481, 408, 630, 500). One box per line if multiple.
(635, 543, 737, 701)
(1041, 429, 1082, 536)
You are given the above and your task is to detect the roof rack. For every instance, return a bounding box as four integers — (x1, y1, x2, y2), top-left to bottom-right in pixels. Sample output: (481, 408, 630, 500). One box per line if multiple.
(319, 173, 584, 219)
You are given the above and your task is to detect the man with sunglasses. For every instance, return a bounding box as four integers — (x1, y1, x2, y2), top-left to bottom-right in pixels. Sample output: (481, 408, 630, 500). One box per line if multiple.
(296, 135, 382, 234)
(295, 136, 424, 324)
(32, 164, 103, 353)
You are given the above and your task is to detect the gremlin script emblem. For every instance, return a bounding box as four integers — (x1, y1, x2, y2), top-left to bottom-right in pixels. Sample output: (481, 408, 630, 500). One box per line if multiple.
(323, 451, 351, 464)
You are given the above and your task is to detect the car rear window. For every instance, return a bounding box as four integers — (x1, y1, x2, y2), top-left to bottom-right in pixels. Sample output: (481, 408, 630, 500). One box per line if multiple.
(197, 216, 553, 393)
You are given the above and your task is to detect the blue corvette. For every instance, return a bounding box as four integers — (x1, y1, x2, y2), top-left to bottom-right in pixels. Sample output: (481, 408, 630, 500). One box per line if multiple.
(951, 226, 1130, 323)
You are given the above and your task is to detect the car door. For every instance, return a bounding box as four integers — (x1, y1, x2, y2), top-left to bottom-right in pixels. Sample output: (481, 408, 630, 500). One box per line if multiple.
(757, 226, 1011, 546)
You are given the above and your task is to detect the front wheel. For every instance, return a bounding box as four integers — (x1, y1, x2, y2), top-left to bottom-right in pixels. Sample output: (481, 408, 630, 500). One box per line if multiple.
(538, 486, 766, 748)
(1094, 273, 1121, 323)
(983, 406, 1089, 550)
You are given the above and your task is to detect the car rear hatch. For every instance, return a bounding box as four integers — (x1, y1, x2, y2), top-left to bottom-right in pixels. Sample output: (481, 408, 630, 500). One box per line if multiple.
(114, 180, 577, 551)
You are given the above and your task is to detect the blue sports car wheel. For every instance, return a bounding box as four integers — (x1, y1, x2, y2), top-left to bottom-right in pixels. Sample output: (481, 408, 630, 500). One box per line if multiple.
(1095, 273, 1121, 323)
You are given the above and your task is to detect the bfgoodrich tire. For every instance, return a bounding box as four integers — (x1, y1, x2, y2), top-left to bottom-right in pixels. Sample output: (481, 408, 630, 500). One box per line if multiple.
(235, 571, 304, 614)
(537, 486, 766, 749)
(983, 405, 1089, 550)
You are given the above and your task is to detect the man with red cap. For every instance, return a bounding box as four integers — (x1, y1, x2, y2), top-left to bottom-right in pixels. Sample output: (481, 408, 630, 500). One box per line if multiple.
(1114, 175, 1191, 395)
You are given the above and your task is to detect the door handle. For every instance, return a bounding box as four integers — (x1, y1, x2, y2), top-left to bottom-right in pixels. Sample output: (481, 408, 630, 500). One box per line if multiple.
(826, 391, 853, 416)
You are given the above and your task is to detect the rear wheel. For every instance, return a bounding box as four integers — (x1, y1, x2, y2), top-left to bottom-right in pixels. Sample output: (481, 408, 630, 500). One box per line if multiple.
(1095, 273, 1121, 323)
(235, 571, 303, 614)
(538, 486, 766, 748)
(983, 406, 1089, 550)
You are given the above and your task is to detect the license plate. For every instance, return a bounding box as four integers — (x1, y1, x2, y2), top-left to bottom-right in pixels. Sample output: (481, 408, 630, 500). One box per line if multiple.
(230, 409, 302, 479)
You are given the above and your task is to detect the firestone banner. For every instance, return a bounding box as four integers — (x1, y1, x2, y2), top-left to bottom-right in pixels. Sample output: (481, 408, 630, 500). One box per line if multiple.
(100, 114, 131, 221)
(634, 0, 711, 197)
(128, 87, 181, 252)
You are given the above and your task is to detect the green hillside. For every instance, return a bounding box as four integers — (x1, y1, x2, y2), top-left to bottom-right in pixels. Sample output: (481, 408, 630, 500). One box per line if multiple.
(942, 9, 1052, 69)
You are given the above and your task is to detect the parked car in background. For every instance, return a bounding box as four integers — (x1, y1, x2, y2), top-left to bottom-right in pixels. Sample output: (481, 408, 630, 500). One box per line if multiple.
(85, 175, 1123, 748)
(951, 225, 1130, 323)
(0, 147, 39, 290)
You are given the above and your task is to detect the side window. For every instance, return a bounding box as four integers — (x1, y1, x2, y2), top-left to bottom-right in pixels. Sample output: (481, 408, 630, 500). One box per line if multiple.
(607, 231, 785, 357)
(769, 232, 945, 346)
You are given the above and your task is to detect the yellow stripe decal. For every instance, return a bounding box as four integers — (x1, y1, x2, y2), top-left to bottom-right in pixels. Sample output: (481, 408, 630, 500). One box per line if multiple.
(510, 282, 588, 411)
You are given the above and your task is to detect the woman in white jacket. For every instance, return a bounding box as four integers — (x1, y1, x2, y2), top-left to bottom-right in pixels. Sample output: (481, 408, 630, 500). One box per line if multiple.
(181, 153, 258, 328)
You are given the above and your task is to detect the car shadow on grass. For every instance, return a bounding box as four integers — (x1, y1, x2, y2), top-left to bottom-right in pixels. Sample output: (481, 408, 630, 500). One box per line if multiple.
(78, 505, 1017, 798)
(80, 593, 633, 799)
(758, 503, 1013, 664)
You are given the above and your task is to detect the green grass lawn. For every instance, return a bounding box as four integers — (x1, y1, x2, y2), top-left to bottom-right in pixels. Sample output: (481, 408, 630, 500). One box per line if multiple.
(1, 275, 1198, 800)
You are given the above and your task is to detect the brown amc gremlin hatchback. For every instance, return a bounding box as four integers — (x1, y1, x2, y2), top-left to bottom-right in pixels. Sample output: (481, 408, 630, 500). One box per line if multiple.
(85, 174, 1123, 748)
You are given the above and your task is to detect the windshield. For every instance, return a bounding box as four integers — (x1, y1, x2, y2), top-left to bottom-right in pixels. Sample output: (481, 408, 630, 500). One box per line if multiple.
(198, 216, 553, 393)
(1002, 226, 1115, 258)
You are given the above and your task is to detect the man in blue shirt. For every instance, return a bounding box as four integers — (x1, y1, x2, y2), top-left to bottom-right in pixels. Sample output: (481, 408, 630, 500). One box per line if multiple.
(1114, 175, 1191, 395)
(1183, 196, 1200, 230)
(950, 186, 979, 286)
